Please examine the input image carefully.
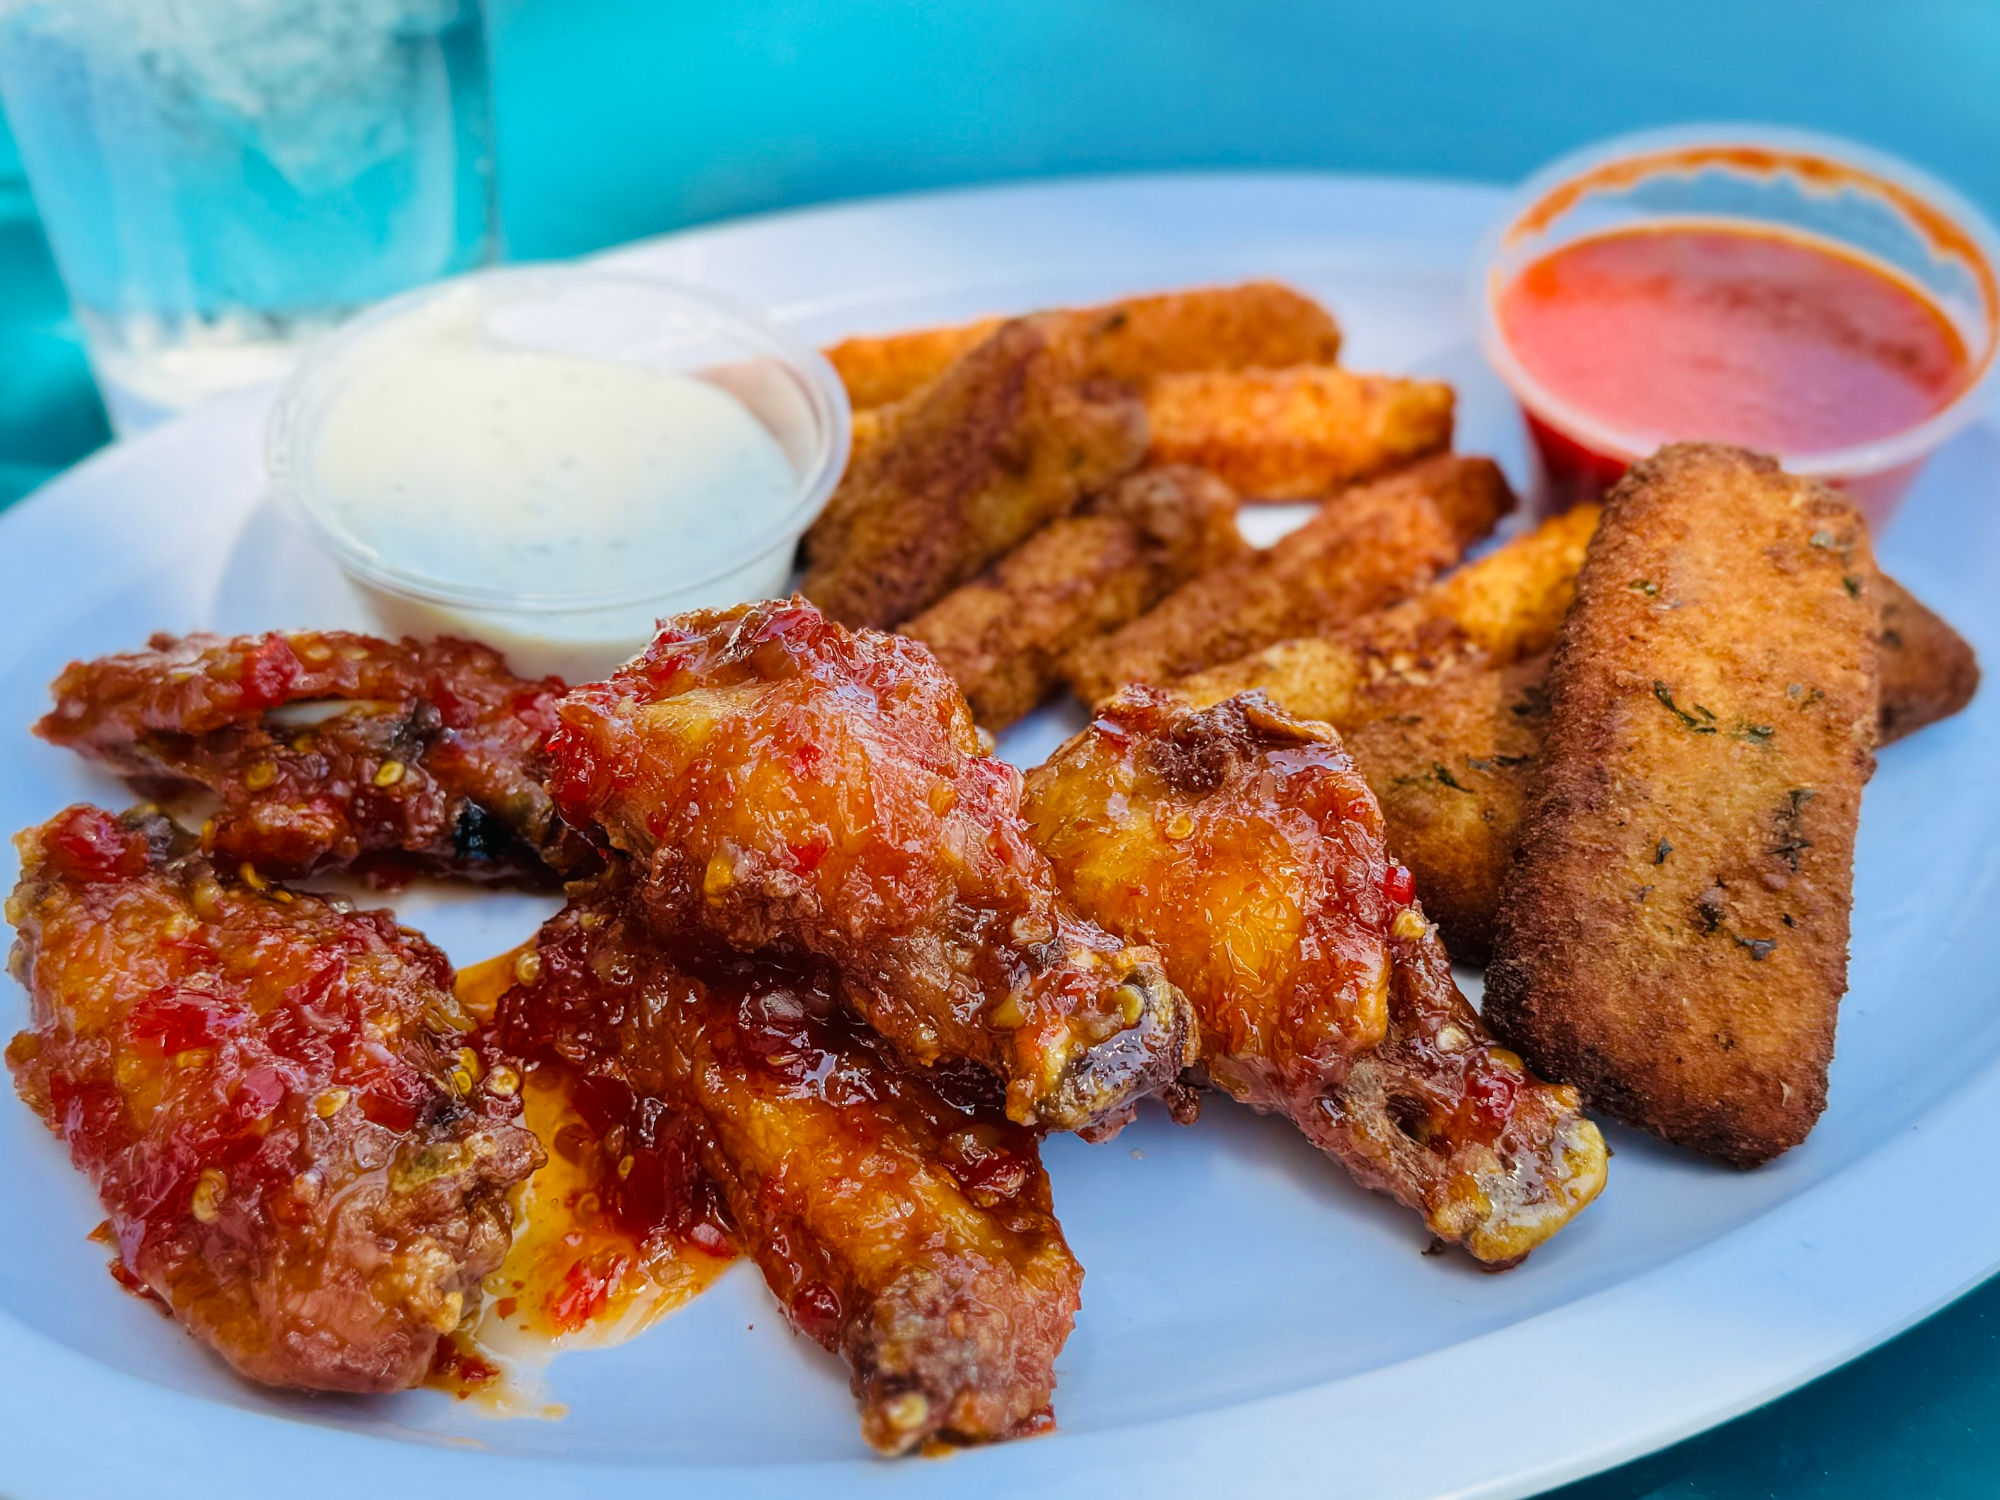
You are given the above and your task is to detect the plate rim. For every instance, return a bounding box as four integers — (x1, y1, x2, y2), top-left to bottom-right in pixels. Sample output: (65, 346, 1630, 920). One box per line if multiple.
(0, 167, 1995, 1500)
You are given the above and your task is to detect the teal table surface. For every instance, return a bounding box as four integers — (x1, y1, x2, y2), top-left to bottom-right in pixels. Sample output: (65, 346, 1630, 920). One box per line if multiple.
(3, 3, 1998, 1493)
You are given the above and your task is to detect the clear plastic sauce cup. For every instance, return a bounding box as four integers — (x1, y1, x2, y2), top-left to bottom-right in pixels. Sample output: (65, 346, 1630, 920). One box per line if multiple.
(268, 265, 850, 682)
(1473, 125, 2000, 527)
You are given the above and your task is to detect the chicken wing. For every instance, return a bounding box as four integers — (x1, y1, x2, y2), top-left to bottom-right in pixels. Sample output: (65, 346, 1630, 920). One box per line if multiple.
(1022, 688, 1606, 1264)
(545, 599, 1194, 1134)
(1143, 365, 1454, 500)
(496, 884, 1083, 1452)
(4, 805, 541, 1391)
(824, 281, 1341, 412)
(898, 465, 1247, 728)
(1063, 453, 1515, 704)
(37, 630, 586, 884)
(1484, 445, 1880, 1165)
(801, 315, 1149, 628)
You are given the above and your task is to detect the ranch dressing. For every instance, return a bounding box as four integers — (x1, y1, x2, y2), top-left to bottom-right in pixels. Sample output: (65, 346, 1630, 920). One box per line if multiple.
(299, 280, 808, 681)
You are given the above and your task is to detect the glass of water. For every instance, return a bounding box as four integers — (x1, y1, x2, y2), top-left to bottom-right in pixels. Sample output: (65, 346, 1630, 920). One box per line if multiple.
(0, 0, 498, 433)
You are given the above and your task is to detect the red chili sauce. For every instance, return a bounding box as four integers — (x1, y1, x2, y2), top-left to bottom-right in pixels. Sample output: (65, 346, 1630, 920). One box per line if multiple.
(1497, 224, 1974, 514)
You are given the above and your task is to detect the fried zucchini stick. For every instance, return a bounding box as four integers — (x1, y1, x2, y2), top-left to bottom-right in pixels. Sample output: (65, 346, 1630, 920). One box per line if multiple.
(899, 466, 1246, 728)
(1022, 688, 1605, 1265)
(1349, 572, 1979, 963)
(1175, 502, 1599, 715)
(1178, 498, 1973, 961)
(824, 281, 1342, 411)
(1063, 454, 1514, 705)
(1341, 654, 1552, 964)
(802, 316, 1149, 628)
(505, 889, 1082, 1453)
(1143, 365, 1454, 500)
(1483, 444, 1880, 1166)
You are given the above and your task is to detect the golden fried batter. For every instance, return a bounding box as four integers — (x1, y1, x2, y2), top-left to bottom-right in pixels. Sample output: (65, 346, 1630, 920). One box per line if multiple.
(899, 466, 1246, 728)
(802, 316, 1149, 628)
(1064, 454, 1514, 705)
(1342, 654, 1551, 965)
(5, 806, 540, 1391)
(824, 281, 1341, 411)
(1483, 445, 1881, 1166)
(1878, 574, 1982, 742)
(1175, 502, 1598, 715)
(1143, 365, 1453, 500)
(500, 887, 1082, 1453)
(1022, 688, 1604, 1264)
(827, 319, 1008, 410)
(546, 599, 1194, 1134)
(1346, 575, 1978, 965)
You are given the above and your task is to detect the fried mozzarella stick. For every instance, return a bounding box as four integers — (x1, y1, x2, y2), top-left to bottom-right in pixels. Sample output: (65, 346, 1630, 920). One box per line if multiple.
(899, 465, 1247, 728)
(1023, 688, 1605, 1264)
(803, 315, 1149, 628)
(37, 630, 583, 883)
(5, 806, 541, 1391)
(1064, 453, 1514, 705)
(547, 599, 1195, 1134)
(825, 280, 1342, 411)
(1175, 502, 1600, 715)
(1143, 365, 1454, 500)
(501, 890, 1082, 1453)
(1484, 445, 1881, 1166)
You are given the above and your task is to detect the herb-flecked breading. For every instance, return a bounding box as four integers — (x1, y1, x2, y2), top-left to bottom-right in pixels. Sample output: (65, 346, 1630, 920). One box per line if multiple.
(1482, 444, 1881, 1167)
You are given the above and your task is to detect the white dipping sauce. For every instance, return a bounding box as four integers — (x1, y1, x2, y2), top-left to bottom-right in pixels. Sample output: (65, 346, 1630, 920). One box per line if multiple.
(302, 283, 805, 681)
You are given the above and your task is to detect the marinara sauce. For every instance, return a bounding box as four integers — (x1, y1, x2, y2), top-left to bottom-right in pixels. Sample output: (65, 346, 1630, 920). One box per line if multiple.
(1497, 223, 1975, 515)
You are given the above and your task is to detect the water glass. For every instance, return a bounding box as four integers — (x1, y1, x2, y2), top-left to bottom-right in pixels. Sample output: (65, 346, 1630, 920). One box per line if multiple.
(0, 0, 499, 433)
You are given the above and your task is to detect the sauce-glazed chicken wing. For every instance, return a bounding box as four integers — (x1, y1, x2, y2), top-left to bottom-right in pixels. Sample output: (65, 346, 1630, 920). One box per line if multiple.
(37, 630, 586, 884)
(5, 806, 541, 1391)
(546, 599, 1194, 1135)
(497, 885, 1083, 1453)
(1022, 689, 1605, 1264)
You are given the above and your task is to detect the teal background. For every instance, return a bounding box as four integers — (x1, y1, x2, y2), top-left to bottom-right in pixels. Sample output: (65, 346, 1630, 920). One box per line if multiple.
(5, 2, 2000, 1493)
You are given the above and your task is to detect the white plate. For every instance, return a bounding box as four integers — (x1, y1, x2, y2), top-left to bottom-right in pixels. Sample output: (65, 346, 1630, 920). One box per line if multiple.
(2, 173, 1997, 1500)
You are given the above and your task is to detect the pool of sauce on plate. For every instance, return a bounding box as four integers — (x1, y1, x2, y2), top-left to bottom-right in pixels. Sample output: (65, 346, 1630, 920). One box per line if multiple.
(1498, 222, 1975, 510)
(426, 947, 737, 1410)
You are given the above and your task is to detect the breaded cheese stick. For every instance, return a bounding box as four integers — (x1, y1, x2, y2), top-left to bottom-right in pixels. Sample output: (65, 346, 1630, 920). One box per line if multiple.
(824, 281, 1342, 411)
(1482, 444, 1880, 1166)
(803, 315, 1149, 627)
(1143, 365, 1454, 500)
(1063, 454, 1514, 705)
(900, 466, 1247, 728)
(1175, 503, 1599, 715)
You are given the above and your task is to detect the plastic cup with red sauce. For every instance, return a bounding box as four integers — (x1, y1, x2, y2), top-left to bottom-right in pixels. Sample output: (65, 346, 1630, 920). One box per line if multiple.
(1473, 125, 2000, 527)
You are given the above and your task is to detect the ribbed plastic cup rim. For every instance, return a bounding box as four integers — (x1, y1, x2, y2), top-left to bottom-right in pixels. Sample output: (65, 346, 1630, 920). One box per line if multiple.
(266, 262, 853, 615)
(1470, 122, 2000, 483)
